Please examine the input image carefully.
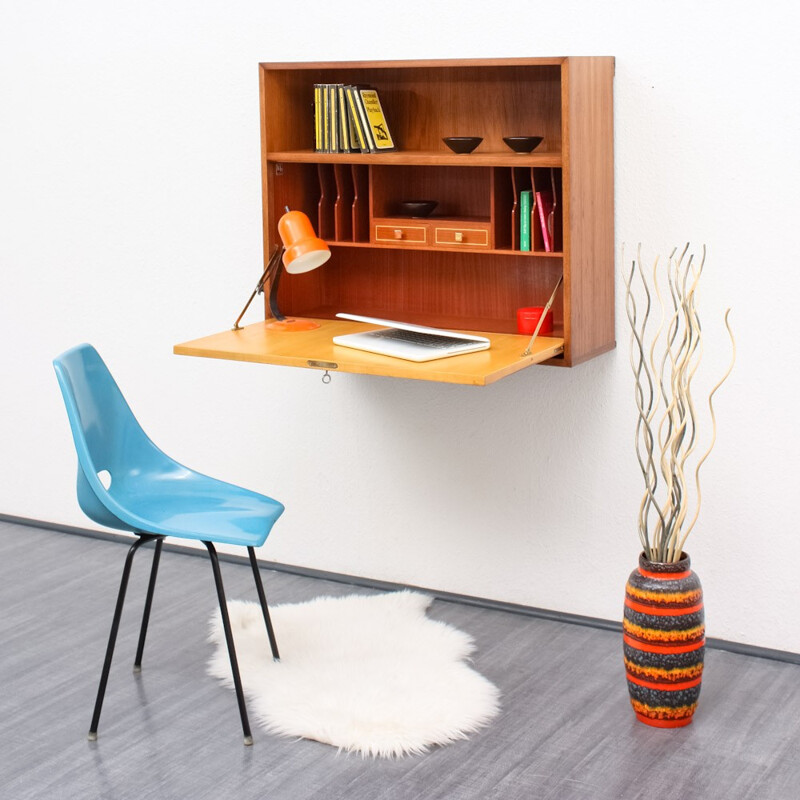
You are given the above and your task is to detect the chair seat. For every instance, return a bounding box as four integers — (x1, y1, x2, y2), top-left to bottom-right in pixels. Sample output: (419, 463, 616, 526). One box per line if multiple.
(107, 469, 285, 547)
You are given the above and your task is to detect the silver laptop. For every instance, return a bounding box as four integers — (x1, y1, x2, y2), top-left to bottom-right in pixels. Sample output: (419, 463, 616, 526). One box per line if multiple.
(333, 313, 490, 362)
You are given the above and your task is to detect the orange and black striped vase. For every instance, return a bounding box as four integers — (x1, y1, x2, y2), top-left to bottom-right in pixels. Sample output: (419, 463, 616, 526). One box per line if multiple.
(623, 552, 705, 727)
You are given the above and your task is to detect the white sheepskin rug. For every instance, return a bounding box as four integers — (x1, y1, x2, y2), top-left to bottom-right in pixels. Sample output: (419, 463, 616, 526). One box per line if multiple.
(207, 591, 500, 757)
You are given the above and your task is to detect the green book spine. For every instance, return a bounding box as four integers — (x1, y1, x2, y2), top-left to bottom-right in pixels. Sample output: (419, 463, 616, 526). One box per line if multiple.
(520, 190, 532, 251)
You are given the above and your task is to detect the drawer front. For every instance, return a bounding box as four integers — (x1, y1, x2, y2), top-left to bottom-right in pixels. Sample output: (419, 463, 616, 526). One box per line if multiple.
(433, 224, 491, 248)
(373, 223, 428, 245)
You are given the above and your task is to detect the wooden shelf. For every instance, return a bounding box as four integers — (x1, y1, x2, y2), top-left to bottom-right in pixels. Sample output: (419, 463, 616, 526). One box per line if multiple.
(174, 319, 564, 386)
(268, 150, 564, 167)
(327, 240, 564, 257)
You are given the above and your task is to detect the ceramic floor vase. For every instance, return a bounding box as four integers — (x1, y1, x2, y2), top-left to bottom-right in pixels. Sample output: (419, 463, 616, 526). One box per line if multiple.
(623, 552, 705, 727)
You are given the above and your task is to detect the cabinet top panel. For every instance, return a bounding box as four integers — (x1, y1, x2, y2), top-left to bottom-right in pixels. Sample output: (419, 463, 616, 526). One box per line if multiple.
(259, 57, 613, 71)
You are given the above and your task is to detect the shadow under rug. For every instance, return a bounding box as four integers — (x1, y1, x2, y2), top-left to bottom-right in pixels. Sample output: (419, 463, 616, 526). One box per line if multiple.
(208, 590, 501, 757)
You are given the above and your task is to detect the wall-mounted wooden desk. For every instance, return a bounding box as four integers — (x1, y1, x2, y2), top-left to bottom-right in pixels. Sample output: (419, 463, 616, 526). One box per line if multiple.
(175, 57, 612, 384)
(174, 319, 564, 386)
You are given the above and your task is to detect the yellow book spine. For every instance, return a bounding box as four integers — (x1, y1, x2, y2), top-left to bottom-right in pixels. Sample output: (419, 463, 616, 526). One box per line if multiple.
(314, 85, 322, 152)
(337, 85, 350, 151)
(322, 84, 329, 152)
(345, 86, 367, 152)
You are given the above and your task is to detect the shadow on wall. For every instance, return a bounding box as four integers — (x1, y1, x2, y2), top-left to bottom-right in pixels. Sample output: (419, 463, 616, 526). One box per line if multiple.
(334, 351, 623, 533)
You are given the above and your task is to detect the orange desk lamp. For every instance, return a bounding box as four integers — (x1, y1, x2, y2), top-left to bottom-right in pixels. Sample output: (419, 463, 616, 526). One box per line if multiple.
(233, 208, 331, 331)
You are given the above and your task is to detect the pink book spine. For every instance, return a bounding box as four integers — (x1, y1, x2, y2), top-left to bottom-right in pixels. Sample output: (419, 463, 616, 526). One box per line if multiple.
(535, 190, 554, 252)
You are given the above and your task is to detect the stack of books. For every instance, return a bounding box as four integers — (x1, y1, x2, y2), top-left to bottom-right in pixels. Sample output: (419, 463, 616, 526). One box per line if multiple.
(314, 84, 396, 154)
(518, 169, 559, 252)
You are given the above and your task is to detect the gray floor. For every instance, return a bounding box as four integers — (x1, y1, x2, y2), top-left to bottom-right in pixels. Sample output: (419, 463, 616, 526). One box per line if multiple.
(1, 521, 799, 800)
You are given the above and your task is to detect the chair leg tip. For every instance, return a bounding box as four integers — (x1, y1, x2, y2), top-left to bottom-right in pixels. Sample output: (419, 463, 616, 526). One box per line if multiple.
(243, 735, 253, 746)
(132, 665, 142, 674)
(88, 731, 98, 742)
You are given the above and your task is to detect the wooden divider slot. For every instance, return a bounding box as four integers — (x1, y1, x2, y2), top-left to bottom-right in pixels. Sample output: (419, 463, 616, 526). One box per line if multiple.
(333, 164, 354, 242)
(317, 164, 336, 241)
(351, 164, 370, 242)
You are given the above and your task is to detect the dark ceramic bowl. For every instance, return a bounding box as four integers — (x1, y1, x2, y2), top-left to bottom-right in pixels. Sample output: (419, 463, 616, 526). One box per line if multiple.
(443, 136, 483, 154)
(503, 136, 544, 153)
(397, 200, 438, 217)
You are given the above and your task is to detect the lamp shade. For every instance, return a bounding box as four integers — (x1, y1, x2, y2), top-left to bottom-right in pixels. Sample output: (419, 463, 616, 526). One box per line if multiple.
(278, 210, 331, 275)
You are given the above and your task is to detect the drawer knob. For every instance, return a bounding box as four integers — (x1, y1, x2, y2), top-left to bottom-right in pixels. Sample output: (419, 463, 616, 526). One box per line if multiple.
(454, 231, 464, 243)
(394, 229, 403, 240)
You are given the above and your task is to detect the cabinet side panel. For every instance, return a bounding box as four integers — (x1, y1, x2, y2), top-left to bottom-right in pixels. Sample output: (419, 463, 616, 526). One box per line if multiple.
(259, 66, 273, 271)
(563, 57, 615, 365)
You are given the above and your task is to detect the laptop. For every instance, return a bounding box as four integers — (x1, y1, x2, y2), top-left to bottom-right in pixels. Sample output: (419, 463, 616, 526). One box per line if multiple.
(333, 313, 491, 362)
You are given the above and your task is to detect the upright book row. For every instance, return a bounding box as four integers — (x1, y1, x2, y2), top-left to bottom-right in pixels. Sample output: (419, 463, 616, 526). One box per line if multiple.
(516, 168, 560, 253)
(314, 84, 396, 154)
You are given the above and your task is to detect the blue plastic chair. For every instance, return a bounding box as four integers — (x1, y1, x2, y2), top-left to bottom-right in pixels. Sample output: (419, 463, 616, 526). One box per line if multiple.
(53, 344, 285, 745)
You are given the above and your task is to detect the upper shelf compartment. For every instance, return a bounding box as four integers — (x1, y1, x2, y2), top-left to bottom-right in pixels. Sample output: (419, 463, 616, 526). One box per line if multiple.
(260, 59, 564, 161)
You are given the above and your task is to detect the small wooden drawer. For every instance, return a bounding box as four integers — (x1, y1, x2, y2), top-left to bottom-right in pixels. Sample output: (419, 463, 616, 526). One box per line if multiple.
(433, 223, 491, 248)
(373, 222, 428, 245)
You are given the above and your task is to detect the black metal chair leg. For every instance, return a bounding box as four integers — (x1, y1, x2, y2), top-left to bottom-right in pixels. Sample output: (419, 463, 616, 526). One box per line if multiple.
(204, 541, 253, 746)
(133, 536, 164, 672)
(247, 547, 280, 661)
(89, 534, 157, 741)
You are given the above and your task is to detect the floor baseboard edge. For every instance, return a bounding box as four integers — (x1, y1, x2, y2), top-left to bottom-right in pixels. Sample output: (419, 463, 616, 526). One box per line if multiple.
(3, 513, 798, 665)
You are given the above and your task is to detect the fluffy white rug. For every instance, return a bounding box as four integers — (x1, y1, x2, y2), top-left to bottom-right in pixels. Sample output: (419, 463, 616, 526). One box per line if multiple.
(207, 591, 500, 757)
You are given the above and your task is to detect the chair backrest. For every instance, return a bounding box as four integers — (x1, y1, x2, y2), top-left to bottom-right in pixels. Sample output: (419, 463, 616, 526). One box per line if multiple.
(53, 344, 164, 531)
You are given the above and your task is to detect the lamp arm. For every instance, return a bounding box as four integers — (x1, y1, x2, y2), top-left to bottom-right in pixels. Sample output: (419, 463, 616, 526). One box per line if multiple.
(267, 250, 287, 322)
(232, 246, 284, 330)
(266, 204, 292, 322)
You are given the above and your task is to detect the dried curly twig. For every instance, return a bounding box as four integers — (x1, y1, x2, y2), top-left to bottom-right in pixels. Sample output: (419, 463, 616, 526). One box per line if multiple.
(624, 245, 736, 563)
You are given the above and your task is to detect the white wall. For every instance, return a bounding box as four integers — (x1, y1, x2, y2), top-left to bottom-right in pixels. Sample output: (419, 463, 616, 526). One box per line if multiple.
(2, 1, 798, 651)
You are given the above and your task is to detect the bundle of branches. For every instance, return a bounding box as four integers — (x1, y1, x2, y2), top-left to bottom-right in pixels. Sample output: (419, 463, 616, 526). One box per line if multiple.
(624, 245, 736, 563)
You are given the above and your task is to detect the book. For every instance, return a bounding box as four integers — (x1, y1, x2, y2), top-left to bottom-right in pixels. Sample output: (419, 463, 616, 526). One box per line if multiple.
(353, 86, 376, 152)
(321, 84, 330, 153)
(337, 85, 350, 152)
(358, 87, 396, 151)
(314, 84, 323, 152)
(519, 190, 532, 251)
(344, 85, 369, 152)
(549, 168, 559, 251)
(535, 190, 555, 252)
(329, 84, 339, 153)
(346, 91, 360, 153)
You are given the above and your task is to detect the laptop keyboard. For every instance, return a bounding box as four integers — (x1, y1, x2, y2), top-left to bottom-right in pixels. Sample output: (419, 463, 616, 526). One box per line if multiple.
(366, 328, 467, 348)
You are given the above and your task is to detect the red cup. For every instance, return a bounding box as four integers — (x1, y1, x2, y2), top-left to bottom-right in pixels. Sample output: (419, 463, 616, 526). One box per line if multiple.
(517, 306, 553, 335)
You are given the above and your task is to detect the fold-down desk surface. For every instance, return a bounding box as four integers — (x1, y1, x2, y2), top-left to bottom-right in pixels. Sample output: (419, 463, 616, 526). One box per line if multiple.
(174, 319, 564, 386)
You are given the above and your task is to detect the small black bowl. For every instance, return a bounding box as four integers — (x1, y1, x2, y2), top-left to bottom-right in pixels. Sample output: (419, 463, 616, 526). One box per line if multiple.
(443, 136, 482, 154)
(397, 200, 438, 218)
(503, 136, 544, 153)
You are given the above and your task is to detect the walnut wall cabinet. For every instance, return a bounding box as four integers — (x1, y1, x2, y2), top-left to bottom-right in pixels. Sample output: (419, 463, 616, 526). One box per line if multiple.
(175, 57, 615, 386)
